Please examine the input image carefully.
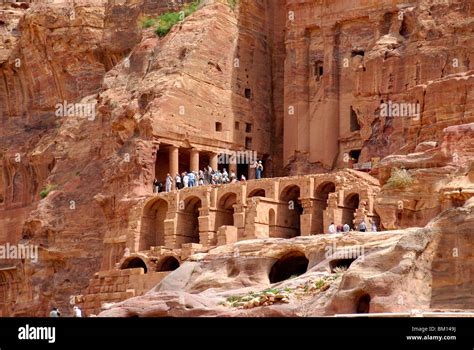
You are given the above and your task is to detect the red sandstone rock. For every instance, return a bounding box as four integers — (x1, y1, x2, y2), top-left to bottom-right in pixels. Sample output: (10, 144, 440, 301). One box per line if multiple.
(1, 0, 474, 317)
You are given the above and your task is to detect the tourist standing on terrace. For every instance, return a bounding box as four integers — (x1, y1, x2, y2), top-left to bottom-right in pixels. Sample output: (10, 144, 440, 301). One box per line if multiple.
(175, 173, 182, 189)
(49, 307, 61, 317)
(222, 168, 229, 183)
(358, 220, 367, 232)
(73, 306, 82, 318)
(153, 178, 160, 193)
(255, 160, 264, 179)
(165, 173, 173, 192)
(328, 222, 336, 234)
(183, 172, 189, 188)
(343, 223, 350, 233)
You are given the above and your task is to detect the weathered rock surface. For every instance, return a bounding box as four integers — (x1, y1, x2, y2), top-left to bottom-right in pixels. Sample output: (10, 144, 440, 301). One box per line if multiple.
(100, 199, 474, 316)
(375, 122, 474, 230)
(1, 0, 473, 317)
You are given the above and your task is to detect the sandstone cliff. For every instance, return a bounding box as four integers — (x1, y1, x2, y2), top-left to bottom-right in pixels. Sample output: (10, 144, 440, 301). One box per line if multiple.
(0, 0, 473, 317)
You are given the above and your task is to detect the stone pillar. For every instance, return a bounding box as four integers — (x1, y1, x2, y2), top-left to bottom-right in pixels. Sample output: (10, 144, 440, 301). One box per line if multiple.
(190, 148, 200, 172)
(210, 152, 218, 171)
(248, 164, 255, 180)
(300, 198, 316, 236)
(169, 146, 179, 189)
(233, 204, 246, 239)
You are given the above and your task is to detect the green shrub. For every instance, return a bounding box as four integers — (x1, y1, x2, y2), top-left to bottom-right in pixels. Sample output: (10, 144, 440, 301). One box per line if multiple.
(40, 184, 57, 199)
(140, 17, 156, 29)
(314, 279, 325, 289)
(154, 0, 202, 37)
(227, 0, 238, 10)
(385, 167, 413, 189)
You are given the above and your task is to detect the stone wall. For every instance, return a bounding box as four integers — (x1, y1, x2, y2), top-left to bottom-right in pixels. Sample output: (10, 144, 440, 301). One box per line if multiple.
(74, 267, 168, 316)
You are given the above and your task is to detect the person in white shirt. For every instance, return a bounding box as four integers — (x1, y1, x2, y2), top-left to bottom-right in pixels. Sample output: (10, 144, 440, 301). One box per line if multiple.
(73, 306, 82, 317)
(183, 173, 189, 188)
(328, 222, 336, 234)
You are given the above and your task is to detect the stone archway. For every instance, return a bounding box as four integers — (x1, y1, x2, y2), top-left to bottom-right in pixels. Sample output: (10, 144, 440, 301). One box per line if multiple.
(315, 181, 336, 233)
(141, 198, 168, 251)
(156, 256, 180, 272)
(248, 188, 266, 198)
(121, 257, 148, 273)
(279, 184, 303, 238)
(217, 192, 237, 228)
(342, 193, 360, 229)
(269, 251, 309, 283)
(179, 196, 202, 244)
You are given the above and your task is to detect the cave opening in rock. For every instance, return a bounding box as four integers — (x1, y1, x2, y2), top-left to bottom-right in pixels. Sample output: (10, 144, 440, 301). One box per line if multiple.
(156, 256, 180, 272)
(452, 198, 466, 208)
(329, 258, 356, 272)
(350, 106, 360, 132)
(269, 252, 309, 283)
(245, 88, 251, 99)
(356, 293, 371, 313)
(121, 257, 148, 273)
(351, 49, 365, 57)
(349, 149, 361, 164)
(314, 60, 324, 81)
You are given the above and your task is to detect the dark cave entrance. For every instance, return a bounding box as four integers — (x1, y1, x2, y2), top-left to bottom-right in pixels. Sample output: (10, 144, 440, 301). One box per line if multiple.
(156, 256, 180, 272)
(269, 252, 309, 284)
(356, 294, 371, 314)
(329, 258, 356, 272)
(121, 257, 148, 273)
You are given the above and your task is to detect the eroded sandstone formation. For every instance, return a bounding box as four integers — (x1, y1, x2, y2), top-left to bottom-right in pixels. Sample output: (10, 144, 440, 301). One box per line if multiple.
(284, 0, 474, 172)
(99, 196, 474, 316)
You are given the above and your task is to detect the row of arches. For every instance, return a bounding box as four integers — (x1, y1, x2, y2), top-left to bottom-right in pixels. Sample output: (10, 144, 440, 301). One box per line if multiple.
(142, 180, 372, 250)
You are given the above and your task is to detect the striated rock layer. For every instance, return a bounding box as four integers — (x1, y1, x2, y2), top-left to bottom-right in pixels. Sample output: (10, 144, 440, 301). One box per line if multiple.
(0, 0, 473, 317)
